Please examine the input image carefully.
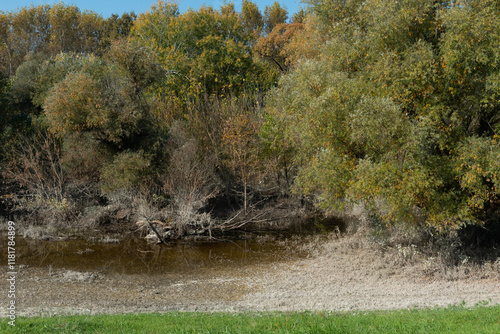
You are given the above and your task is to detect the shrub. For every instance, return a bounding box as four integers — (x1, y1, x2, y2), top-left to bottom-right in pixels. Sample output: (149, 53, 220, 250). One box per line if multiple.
(161, 122, 219, 213)
(101, 150, 152, 194)
(6, 130, 67, 209)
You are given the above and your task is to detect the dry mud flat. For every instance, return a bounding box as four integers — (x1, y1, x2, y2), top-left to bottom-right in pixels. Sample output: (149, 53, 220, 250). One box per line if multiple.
(2, 235, 500, 317)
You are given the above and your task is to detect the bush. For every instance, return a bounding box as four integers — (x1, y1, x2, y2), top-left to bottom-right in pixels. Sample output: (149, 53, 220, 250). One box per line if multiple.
(6, 130, 67, 209)
(101, 150, 152, 194)
(161, 122, 219, 213)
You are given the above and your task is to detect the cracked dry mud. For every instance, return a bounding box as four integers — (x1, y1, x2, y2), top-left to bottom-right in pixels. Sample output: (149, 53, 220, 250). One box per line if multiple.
(2, 235, 499, 317)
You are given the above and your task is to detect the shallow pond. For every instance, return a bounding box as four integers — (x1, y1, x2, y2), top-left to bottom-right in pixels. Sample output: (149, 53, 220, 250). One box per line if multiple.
(1, 216, 343, 276)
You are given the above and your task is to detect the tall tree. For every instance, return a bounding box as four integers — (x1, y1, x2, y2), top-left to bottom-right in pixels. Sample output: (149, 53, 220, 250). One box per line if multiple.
(263, 1, 288, 34)
(99, 12, 136, 53)
(241, 0, 264, 38)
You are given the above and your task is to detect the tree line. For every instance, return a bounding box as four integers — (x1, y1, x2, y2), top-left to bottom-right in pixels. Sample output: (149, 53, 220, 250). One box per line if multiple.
(1, 0, 499, 239)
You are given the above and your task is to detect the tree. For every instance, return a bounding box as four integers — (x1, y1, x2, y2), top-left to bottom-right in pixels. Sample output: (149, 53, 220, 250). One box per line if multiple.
(265, 0, 500, 229)
(78, 10, 104, 54)
(0, 12, 13, 76)
(6, 130, 67, 207)
(253, 22, 304, 72)
(42, 54, 150, 146)
(99, 12, 136, 53)
(241, 0, 264, 38)
(1, 4, 106, 76)
(291, 8, 307, 24)
(263, 1, 288, 34)
(222, 110, 261, 212)
(106, 39, 162, 92)
(101, 150, 152, 194)
(1, 5, 51, 76)
(132, 1, 274, 101)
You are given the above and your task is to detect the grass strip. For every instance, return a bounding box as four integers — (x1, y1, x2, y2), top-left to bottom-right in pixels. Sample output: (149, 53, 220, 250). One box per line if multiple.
(2, 304, 499, 333)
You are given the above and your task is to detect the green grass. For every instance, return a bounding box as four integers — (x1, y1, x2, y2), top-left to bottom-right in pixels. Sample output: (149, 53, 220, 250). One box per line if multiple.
(2, 304, 499, 333)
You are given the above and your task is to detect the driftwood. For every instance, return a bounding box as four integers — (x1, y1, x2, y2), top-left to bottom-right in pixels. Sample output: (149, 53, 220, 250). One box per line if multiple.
(218, 209, 274, 231)
(136, 220, 171, 244)
(147, 220, 164, 244)
(136, 208, 281, 243)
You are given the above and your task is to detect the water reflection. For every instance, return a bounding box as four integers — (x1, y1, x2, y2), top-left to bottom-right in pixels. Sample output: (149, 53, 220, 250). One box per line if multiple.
(2, 235, 305, 275)
(1, 216, 342, 275)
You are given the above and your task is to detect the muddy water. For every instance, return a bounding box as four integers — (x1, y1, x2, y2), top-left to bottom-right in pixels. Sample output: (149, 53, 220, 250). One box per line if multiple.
(3, 237, 298, 275)
(1, 217, 341, 276)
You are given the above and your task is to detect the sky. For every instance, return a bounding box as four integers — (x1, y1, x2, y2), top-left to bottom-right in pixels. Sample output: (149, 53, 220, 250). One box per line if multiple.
(0, 0, 306, 18)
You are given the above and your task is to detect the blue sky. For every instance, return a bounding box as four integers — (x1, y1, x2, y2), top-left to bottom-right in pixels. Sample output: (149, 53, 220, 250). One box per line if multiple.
(0, 1, 306, 18)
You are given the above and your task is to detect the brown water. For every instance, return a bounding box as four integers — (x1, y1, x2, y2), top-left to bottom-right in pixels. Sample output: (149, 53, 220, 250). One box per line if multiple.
(1, 217, 342, 276)
(5, 237, 300, 275)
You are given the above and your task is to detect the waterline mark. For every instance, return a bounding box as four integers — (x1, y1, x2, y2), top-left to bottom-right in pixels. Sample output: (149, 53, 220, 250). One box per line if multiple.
(7, 220, 16, 326)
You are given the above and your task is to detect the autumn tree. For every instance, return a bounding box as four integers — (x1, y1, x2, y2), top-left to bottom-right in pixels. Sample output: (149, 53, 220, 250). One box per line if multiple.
(99, 12, 136, 52)
(291, 8, 307, 24)
(0, 5, 51, 76)
(253, 22, 304, 72)
(0, 12, 12, 76)
(222, 108, 261, 213)
(0, 4, 107, 76)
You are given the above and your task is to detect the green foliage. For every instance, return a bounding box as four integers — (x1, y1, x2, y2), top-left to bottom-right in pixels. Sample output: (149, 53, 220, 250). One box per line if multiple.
(9, 52, 51, 113)
(265, 0, 500, 229)
(43, 55, 147, 145)
(455, 136, 500, 216)
(3, 42, 163, 193)
(263, 1, 288, 34)
(132, 1, 276, 100)
(105, 38, 162, 92)
(101, 150, 152, 194)
(241, 0, 264, 37)
(4, 0, 499, 232)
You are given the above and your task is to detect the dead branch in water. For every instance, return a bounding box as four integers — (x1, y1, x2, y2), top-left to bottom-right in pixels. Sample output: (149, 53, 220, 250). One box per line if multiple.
(136, 219, 168, 244)
(218, 209, 275, 232)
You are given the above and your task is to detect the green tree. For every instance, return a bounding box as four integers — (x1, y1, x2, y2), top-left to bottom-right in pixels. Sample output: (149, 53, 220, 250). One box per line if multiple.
(241, 0, 264, 38)
(132, 1, 274, 102)
(43, 54, 150, 146)
(265, 0, 500, 229)
(263, 1, 288, 34)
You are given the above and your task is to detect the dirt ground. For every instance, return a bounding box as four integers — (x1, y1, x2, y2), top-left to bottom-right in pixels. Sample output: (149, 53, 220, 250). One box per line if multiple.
(2, 234, 500, 317)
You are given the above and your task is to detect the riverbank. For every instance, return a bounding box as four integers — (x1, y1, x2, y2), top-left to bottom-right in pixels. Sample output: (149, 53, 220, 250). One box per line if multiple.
(1, 233, 499, 317)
